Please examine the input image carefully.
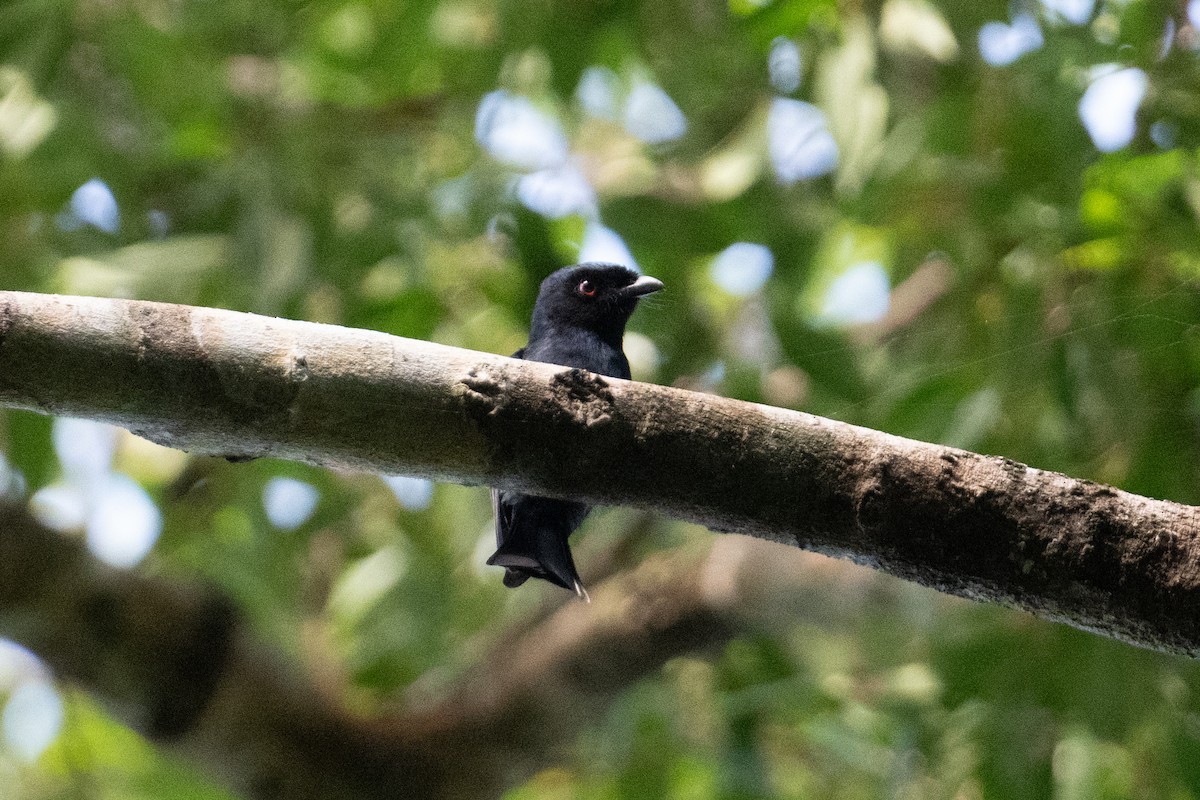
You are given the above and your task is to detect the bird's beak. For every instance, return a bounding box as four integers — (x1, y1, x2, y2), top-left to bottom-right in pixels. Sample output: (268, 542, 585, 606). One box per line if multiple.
(624, 275, 664, 297)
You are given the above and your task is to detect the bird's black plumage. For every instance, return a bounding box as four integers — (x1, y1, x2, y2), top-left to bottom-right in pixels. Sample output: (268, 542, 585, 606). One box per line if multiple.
(487, 263, 663, 599)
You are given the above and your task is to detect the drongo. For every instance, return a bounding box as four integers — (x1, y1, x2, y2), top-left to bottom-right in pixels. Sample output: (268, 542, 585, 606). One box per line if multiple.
(487, 263, 663, 599)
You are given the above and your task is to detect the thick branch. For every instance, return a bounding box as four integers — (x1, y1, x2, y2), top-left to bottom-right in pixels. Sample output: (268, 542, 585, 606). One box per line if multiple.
(1, 291, 1199, 655)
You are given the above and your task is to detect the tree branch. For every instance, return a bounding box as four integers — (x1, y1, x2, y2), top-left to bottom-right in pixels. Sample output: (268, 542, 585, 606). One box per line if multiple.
(1, 290, 1198, 655)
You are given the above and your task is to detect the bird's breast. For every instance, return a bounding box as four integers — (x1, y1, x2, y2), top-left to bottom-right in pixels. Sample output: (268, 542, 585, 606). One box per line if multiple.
(522, 334, 630, 379)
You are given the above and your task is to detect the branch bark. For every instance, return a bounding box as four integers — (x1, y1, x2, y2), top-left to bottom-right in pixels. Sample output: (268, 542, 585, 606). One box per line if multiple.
(1, 290, 1199, 656)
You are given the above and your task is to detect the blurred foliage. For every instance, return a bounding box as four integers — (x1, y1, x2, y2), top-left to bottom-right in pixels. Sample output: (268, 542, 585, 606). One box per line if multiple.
(5, 0, 1200, 797)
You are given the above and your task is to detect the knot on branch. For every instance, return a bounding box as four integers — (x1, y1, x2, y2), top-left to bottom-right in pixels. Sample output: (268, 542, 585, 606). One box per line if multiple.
(459, 365, 509, 418)
(459, 364, 615, 428)
(550, 369, 614, 428)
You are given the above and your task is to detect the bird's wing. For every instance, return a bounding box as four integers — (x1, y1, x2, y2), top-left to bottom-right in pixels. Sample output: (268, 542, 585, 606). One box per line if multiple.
(491, 488, 508, 547)
(491, 489, 533, 588)
(491, 487, 500, 536)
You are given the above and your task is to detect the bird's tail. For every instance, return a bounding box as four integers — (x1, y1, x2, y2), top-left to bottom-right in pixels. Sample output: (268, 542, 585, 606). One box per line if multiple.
(488, 530, 589, 601)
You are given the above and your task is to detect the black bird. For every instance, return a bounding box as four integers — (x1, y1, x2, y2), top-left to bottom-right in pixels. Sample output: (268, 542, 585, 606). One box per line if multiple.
(487, 263, 663, 600)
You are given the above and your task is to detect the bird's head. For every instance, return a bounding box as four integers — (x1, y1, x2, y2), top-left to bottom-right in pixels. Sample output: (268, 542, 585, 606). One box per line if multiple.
(531, 263, 663, 341)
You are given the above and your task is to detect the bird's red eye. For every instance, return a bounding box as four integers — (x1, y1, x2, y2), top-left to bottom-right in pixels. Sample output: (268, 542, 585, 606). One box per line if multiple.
(577, 279, 597, 297)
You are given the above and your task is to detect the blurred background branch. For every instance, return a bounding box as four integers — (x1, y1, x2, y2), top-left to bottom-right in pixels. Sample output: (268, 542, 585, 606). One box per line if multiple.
(0, 500, 853, 800)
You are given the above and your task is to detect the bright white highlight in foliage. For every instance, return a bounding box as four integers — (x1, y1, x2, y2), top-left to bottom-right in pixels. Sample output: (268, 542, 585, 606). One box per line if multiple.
(769, 38, 802, 94)
(517, 163, 597, 219)
(3, 681, 63, 762)
(1039, 0, 1094, 25)
(475, 91, 569, 171)
(61, 178, 120, 233)
(383, 475, 434, 511)
(29, 484, 88, 531)
(577, 66, 620, 120)
(53, 417, 117, 486)
(1079, 67, 1148, 153)
(578, 222, 639, 269)
(820, 262, 891, 326)
(767, 98, 839, 183)
(880, 0, 960, 63)
(45, 418, 163, 568)
(263, 477, 320, 530)
(710, 243, 774, 296)
(623, 82, 687, 144)
(978, 15, 1043, 66)
(476, 86, 607, 223)
(0, 640, 48, 690)
(87, 473, 162, 568)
